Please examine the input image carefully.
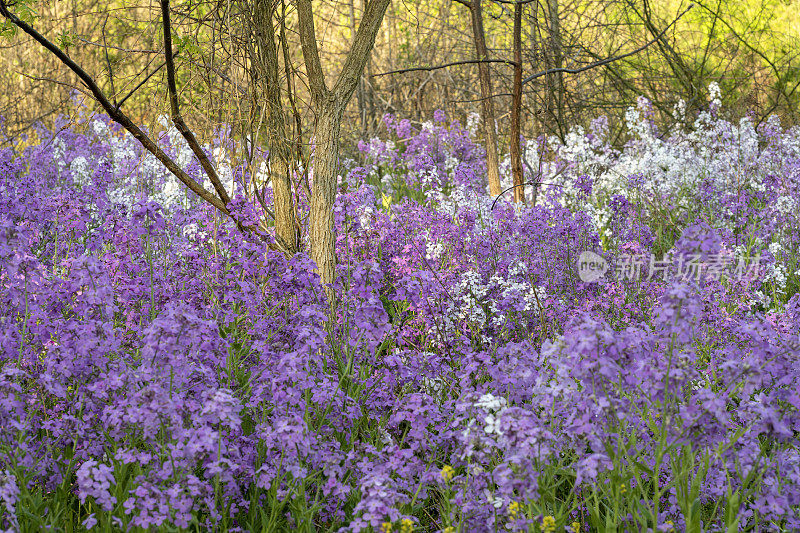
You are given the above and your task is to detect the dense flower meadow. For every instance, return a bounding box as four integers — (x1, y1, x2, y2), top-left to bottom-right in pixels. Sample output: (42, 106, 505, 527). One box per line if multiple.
(1, 92, 799, 532)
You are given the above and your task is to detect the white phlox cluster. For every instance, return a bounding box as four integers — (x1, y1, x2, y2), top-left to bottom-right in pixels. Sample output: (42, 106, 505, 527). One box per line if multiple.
(211, 145, 236, 198)
(458, 393, 509, 460)
(419, 167, 442, 202)
(450, 270, 493, 328)
(542, 84, 785, 222)
(69, 156, 92, 187)
(625, 106, 652, 140)
(673, 98, 687, 123)
(52, 138, 68, 173)
(709, 82, 722, 108)
(425, 239, 446, 262)
(466, 112, 481, 136)
(475, 393, 508, 436)
(154, 174, 183, 209)
(182, 222, 209, 242)
(764, 242, 789, 297)
(421, 375, 446, 401)
(489, 273, 547, 315)
(775, 195, 798, 216)
(443, 155, 459, 176)
(358, 204, 375, 231)
(435, 184, 494, 225)
(255, 161, 271, 185)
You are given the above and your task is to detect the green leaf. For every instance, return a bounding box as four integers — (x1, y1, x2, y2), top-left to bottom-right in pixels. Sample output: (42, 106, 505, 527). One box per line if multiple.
(56, 31, 75, 50)
(1, 20, 17, 38)
(687, 498, 702, 532)
(724, 490, 741, 532)
(632, 460, 653, 476)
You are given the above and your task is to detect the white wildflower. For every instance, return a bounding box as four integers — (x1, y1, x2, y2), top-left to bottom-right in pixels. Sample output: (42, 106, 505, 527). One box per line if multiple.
(476, 393, 507, 412)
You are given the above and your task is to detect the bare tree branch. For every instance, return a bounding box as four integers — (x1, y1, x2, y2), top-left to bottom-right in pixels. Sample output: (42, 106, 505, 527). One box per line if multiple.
(375, 58, 517, 77)
(449, 92, 513, 103)
(116, 51, 179, 110)
(160, 0, 231, 205)
(72, 36, 161, 54)
(0, 0, 232, 218)
(297, 0, 329, 103)
(102, 16, 117, 106)
(331, 0, 391, 103)
(521, 4, 694, 85)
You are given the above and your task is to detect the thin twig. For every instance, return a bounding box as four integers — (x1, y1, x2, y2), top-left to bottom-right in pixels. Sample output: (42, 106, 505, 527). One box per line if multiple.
(102, 16, 117, 106)
(522, 4, 695, 85)
(0, 0, 232, 218)
(449, 92, 513, 103)
(160, 0, 231, 205)
(491, 179, 567, 211)
(115, 51, 178, 110)
(72, 36, 161, 54)
(14, 71, 92, 98)
(375, 58, 517, 77)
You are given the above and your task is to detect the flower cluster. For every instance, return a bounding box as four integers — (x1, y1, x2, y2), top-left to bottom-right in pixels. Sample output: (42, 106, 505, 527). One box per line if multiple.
(1, 92, 799, 532)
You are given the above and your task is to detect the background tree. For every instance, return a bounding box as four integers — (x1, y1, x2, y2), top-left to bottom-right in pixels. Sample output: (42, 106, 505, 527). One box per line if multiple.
(1, 0, 391, 291)
(1, 0, 798, 219)
(296, 0, 390, 290)
(455, 0, 502, 196)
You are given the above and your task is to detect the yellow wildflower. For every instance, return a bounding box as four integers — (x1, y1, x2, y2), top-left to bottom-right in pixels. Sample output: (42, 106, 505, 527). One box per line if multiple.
(570, 522, 581, 533)
(380, 522, 393, 533)
(541, 515, 556, 533)
(443, 528, 455, 533)
(440, 464, 455, 483)
(399, 518, 413, 533)
(508, 501, 522, 520)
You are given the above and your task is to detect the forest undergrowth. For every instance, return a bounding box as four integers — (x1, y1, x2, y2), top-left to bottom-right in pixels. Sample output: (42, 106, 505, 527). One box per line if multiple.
(0, 94, 799, 532)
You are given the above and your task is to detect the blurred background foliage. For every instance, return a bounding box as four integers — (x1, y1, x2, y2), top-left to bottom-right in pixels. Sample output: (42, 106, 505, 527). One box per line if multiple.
(1, 0, 798, 155)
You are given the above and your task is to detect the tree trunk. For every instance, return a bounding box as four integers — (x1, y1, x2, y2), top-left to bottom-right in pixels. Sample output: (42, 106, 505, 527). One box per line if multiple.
(251, 0, 299, 254)
(349, 0, 367, 135)
(510, 1, 525, 204)
(297, 0, 390, 290)
(468, 0, 501, 196)
(309, 100, 342, 295)
(545, 0, 566, 139)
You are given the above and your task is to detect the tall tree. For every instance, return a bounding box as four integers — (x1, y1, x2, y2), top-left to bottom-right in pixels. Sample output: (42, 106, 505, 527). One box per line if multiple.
(247, 0, 299, 254)
(543, 0, 566, 139)
(297, 0, 391, 290)
(456, 0, 501, 196)
(510, 0, 525, 204)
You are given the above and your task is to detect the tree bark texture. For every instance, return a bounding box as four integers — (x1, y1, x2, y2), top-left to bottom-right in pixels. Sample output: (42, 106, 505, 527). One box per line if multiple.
(251, 0, 299, 254)
(308, 100, 343, 296)
(510, 1, 525, 204)
(545, 0, 566, 138)
(297, 0, 390, 289)
(468, 0, 501, 196)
